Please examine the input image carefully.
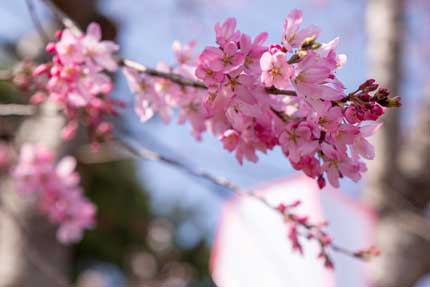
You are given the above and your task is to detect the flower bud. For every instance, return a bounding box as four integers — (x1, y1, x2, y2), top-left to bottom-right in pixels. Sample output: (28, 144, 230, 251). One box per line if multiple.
(46, 42, 57, 54)
(359, 79, 376, 91)
(387, 96, 401, 108)
(317, 175, 326, 189)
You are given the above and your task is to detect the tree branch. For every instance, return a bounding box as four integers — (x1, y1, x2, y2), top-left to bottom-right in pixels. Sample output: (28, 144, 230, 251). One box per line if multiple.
(114, 136, 363, 260)
(38, 0, 297, 97)
(33, 0, 372, 261)
(24, 0, 50, 43)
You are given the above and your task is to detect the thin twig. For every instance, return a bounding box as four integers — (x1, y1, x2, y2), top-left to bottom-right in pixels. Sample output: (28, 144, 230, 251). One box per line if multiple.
(25, 0, 50, 43)
(114, 137, 359, 259)
(121, 59, 207, 89)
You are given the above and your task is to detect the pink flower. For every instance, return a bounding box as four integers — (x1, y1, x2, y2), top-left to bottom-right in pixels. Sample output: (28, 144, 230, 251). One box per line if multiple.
(282, 9, 320, 51)
(81, 23, 119, 71)
(240, 32, 268, 74)
(119, 13, 394, 190)
(55, 30, 84, 65)
(215, 18, 241, 47)
(321, 143, 366, 187)
(199, 42, 244, 73)
(195, 63, 225, 86)
(291, 155, 322, 179)
(316, 104, 343, 132)
(220, 129, 240, 151)
(351, 124, 382, 160)
(172, 40, 197, 65)
(260, 51, 293, 89)
(279, 121, 319, 163)
(32, 23, 123, 144)
(13, 145, 96, 244)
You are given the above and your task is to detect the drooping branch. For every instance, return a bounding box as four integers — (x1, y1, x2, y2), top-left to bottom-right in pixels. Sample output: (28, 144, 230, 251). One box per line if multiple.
(114, 136, 371, 261)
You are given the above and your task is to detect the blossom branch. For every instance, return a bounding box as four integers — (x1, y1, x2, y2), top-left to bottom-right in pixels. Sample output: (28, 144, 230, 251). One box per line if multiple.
(38, 0, 297, 96)
(114, 136, 374, 262)
(21, 0, 390, 265)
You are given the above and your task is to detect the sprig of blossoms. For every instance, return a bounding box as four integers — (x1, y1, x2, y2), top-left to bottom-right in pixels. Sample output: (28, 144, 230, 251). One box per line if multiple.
(12, 144, 95, 244)
(31, 23, 124, 146)
(123, 9, 400, 189)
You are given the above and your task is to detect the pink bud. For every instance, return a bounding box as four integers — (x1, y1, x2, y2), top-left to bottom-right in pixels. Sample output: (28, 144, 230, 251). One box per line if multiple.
(61, 121, 78, 140)
(269, 44, 282, 54)
(32, 63, 50, 76)
(345, 106, 360, 124)
(46, 42, 56, 54)
(359, 79, 375, 91)
(317, 175, 326, 189)
(277, 203, 287, 213)
(96, 122, 112, 136)
(55, 30, 63, 39)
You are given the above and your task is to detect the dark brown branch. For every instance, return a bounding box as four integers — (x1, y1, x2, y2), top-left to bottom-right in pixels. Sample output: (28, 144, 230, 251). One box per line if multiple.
(265, 86, 298, 96)
(120, 59, 207, 89)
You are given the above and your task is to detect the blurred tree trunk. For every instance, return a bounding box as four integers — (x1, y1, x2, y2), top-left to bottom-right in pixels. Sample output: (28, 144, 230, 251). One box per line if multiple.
(365, 0, 430, 286)
(0, 1, 117, 286)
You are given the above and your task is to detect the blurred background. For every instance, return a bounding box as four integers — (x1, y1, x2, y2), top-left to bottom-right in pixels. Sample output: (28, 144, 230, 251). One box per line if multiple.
(0, 0, 428, 286)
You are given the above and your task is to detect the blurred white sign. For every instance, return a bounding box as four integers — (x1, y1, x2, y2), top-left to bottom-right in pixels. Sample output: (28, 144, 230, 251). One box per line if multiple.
(211, 175, 374, 287)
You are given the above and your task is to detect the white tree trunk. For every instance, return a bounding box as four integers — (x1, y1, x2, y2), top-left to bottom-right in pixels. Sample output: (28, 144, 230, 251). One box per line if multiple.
(0, 102, 69, 287)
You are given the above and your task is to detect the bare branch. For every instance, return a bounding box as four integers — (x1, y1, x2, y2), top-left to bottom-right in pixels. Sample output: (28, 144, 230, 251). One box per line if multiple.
(25, 0, 50, 43)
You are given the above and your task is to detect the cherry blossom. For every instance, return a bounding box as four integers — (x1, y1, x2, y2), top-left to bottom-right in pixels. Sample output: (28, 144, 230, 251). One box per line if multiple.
(12, 144, 95, 244)
(122, 11, 400, 189)
(31, 22, 124, 146)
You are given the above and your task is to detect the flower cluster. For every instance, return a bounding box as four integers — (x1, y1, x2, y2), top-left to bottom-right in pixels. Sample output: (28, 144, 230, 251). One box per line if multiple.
(277, 198, 383, 268)
(123, 41, 209, 140)
(12, 144, 95, 244)
(31, 23, 124, 145)
(124, 9, 400, 189)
